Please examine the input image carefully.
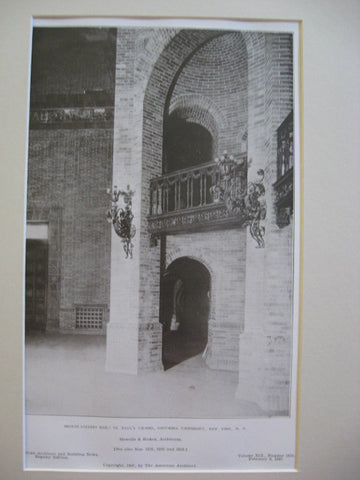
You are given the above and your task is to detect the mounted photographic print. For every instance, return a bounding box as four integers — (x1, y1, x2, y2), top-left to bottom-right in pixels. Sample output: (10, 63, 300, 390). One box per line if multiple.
(24, 16, 301, 472)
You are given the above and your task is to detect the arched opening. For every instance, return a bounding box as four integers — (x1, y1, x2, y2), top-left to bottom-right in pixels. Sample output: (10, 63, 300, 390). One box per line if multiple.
(163, 116, 213, 173)
(140, 30, 249, 372)
(160, 257, 210, 370)
(160, 32, 248, 175)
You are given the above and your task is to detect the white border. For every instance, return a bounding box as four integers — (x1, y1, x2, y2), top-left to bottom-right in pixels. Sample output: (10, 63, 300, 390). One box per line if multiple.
(33, 16, 298, 33)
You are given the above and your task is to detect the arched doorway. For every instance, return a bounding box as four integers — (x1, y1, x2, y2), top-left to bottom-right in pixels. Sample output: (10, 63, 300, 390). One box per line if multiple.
(160, 257, 210, 370)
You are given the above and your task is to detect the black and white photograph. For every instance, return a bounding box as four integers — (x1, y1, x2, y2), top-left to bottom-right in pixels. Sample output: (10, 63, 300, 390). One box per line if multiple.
(3, 0, 360, 478)
(23, 17, 300, 471)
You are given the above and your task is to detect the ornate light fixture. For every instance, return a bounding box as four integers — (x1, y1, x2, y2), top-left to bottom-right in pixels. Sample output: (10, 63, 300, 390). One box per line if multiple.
(210, 151, 266, 248)
(106, 185, 136, 259)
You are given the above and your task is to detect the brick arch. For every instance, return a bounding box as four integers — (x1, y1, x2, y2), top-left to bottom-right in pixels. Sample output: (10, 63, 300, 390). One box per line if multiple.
(165, 251, 214, 279)
(140, 29, 250, 249)
(138, 30, 253, 370)
(165, 255, 213, 293)
(165, 250, 216, 296)
(142, 31, 222, 180)
(169, 94, 228, 130)
(168, 94, 229, 155)
(142, 30, 251, 180)
(165, 252, 216, 328)
(161, 255, 213, 369)
(168, 32, 248, 156)
(140, 30, 230, 295)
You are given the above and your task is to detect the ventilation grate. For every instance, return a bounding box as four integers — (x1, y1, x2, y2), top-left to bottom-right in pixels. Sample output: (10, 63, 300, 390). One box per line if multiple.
(75, 306, 103, 329)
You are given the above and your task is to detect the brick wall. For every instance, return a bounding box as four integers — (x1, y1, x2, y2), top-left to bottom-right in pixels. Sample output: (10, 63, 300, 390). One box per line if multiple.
(237, 32, 294, 414)
(107, 26, 296, 409)
(25, 25, 297, 413)
(27, 27, 116, 334)
(25, 26, 297, 413)
(137, 30, 247, 371)
(27, 128, 113, 332)
(166, 229, 247, 371)
(170, 32, 248, 156)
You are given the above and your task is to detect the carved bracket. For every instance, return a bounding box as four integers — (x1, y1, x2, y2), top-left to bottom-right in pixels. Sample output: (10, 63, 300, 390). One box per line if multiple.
(274, 111, 294, 228)
(242, 169, 267, 248)
(150, 233, 160, 247)
(106, 185, 136, 259)
(273, 168, 293, 228)
(210, 152, 266, 248)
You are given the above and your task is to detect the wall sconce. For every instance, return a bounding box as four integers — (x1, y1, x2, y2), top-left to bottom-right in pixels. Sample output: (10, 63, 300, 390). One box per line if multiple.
(210, 151, 266, 248)
(106, 185, 136, 259)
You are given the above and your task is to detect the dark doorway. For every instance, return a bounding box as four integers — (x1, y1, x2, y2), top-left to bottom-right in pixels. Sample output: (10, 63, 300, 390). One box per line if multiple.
(163, 116, 213, 173)
(25, 240, 48, 333)
(161, 257, 210, 370)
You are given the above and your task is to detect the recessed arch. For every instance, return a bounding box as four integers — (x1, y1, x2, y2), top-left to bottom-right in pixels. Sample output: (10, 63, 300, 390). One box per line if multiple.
(164, 113, 213, 173)
(169, 94, 228, 134)
(164, 32, 248, 159)
(166, 95, 228, 163)
(141, 30, 249, 184)
(139, 29, 252, 372)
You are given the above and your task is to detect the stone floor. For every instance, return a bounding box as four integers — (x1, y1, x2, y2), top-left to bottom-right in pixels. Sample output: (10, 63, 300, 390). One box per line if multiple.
(25, 333, 265, 418)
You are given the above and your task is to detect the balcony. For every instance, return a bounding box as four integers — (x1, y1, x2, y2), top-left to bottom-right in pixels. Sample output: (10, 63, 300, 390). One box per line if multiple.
(273, 111, 294, 227)
(148, 155, 247, 237)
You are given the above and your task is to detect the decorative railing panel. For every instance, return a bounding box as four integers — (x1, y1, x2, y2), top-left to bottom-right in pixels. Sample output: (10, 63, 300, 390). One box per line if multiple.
(148, 156, 247, 236)
(277, 111, 293, 178)
(274, 111, 294, 227)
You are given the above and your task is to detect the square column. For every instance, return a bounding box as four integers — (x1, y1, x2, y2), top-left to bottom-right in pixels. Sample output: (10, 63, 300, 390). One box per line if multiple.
(236, 32, 294, 414)
(105, 30, 141, 373)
